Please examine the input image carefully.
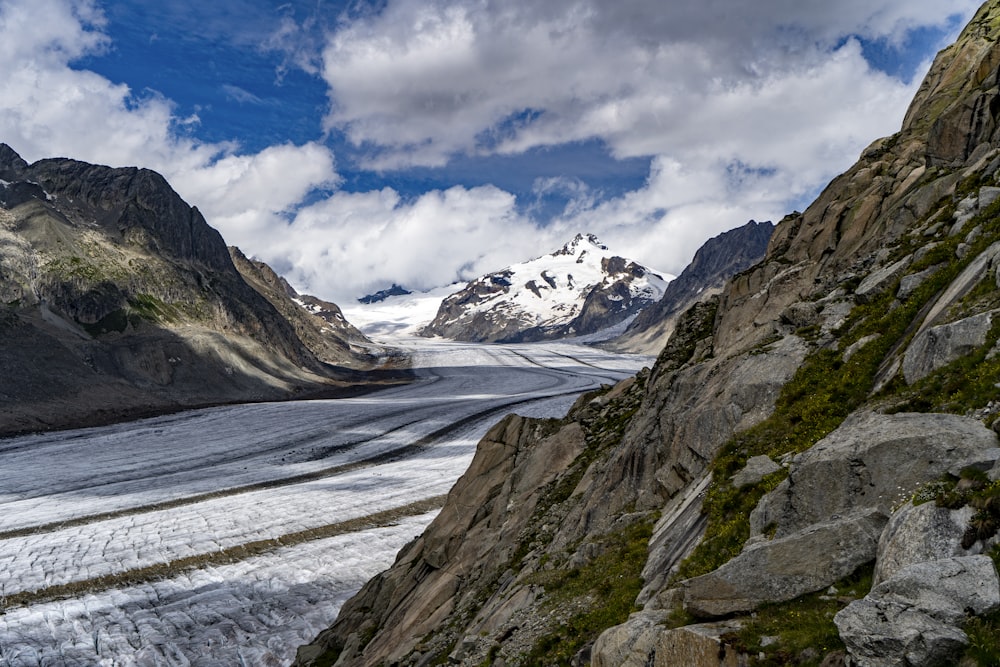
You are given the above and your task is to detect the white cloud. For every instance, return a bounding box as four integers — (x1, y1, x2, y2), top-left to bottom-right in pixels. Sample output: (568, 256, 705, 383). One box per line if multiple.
(263, 185, 548, 302)
(0, 0, 985, 307)
(320, 0, 979, 169)
(313, 0, 977, 284)
(169, 142, 338, 237)
(0, 0, 337, 269)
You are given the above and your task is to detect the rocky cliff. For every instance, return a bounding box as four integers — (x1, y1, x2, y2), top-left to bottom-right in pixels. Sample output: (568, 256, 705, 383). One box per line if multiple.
(420, 234, 669, 342)
(607, 220, 774, 355)
(298, 3, 1000, 666)
(0, 146, 396, 436)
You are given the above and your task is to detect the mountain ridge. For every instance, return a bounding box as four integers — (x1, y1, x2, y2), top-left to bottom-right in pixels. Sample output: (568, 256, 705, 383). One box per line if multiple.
(420, 233, 670, 342)
(296, 3, 1000, 665)
(606, 219, 774, 354)
(0, 145, 402, 436)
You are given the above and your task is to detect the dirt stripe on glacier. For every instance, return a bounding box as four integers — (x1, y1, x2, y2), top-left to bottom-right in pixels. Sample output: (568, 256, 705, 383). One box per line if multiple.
(0, 495, 447, 610)
(0, 387, 591, 542)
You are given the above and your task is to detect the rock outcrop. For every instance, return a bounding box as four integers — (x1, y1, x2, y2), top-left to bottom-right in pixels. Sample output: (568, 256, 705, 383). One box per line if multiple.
(749, 413, 999, 539)
(298, 3, 1000, 666)
(0, 146, 395, 435)
(835, 556, 1000, 667)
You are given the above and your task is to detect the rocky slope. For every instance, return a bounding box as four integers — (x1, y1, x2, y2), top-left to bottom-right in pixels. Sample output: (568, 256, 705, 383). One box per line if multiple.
(419, 233, 670, 342)
(0, 145, 395, 436)
(297, 3, 1000, 666)
(229, 247, 382, 368)
(359, 284, 412, 304)
(607, 220, 774, 355)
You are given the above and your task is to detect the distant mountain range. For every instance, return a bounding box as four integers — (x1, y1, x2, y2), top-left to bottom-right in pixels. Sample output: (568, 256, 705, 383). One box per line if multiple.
(420, 233, 671, 343)
(358, 284, 412, 304)
(0, 145, 397, 435)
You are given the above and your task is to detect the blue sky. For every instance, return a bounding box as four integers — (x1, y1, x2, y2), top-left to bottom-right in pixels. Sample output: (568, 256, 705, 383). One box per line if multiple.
(0, 0, 982, 301)
(76, 0, 655, 213)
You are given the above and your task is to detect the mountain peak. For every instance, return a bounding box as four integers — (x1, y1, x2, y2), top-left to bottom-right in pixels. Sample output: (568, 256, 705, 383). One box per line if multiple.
(358, 284, 413, 304)
(421, 236, 670, 342)
(0, 144, 28, 180)
(554, 232, 608, 258)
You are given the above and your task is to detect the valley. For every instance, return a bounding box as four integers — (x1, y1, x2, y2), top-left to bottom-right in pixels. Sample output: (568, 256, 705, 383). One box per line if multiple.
(0, 338, 649, 666)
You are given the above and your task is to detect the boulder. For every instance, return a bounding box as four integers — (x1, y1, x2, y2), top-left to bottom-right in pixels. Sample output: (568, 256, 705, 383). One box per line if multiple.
(902, 310, 997, 384)
(591, 613, 744, 667)
(835, 556, 1000, 667)
(874, 502, 977, 586)
(896, 265, 941, 301)
(952, 186, 1000, 228)
(842, 334, 880, 363)
(730, 455, 781, 489)
(855, 256, 911, 303)
(682, 509, 886, 618)
(750, 412, 998, 539)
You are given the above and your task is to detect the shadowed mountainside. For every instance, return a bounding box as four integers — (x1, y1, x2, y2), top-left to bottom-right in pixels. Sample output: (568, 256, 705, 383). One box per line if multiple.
(606, 219, 774, 355)
(0, 146, 403, 436)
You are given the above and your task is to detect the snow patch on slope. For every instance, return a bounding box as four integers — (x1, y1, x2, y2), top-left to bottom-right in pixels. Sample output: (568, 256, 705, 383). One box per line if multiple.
(422, 233, 673, 342)
(342, 284, 462, 340)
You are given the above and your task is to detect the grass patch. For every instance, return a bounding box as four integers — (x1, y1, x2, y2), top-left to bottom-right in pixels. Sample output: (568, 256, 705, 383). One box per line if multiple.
(128, 293, 181, 324)
(724, 566, 873, 666)
(80, 293, 182, 336)
(674, 188, 1000, 583)
(965, 611, 1000, 667)
(521, 519, 654, 666)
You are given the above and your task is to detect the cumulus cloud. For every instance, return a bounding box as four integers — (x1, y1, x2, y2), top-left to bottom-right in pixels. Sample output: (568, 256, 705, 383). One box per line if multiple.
(320, 0, 979, 169)
(0, 0, 984, 305)
(0, 0, 337, 268)
(268, 185, 550, 302)
(312, 0, 978, 286)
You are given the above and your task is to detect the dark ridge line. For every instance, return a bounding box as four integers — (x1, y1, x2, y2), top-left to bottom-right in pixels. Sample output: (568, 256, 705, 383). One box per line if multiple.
(1, 495, 448, 611)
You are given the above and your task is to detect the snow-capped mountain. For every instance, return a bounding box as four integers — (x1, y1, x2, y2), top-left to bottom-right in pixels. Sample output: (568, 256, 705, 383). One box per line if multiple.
(420, 233, 672, 342)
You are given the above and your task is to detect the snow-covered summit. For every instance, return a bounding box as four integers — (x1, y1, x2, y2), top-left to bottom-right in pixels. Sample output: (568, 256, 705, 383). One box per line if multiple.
(420, 233, 672, 343)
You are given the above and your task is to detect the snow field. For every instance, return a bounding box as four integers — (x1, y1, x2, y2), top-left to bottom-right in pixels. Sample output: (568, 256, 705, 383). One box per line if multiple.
(0, 513, 438, 667)
(0, 339, 650, 665)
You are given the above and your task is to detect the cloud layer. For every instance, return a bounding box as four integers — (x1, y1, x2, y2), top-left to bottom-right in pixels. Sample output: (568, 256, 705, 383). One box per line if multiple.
(0, 0, 982, 303)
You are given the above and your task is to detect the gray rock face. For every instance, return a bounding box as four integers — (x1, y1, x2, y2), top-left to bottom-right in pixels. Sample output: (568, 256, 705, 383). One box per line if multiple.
(298, 413, 593, 665)
(682, 509, 887, 618)
(902, 310, 997, 383)
(750, 412, 998, 539)
(680, 413, 999, 618)
(897, 264, 942, 301)
(609, 220, 774, 354)
(835, 556, 1000, 667)
(730, 455, 781, 489)
(874, 502, 978, 586)
(591, 613, 744, 667)
(855, 255, 912, 303)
